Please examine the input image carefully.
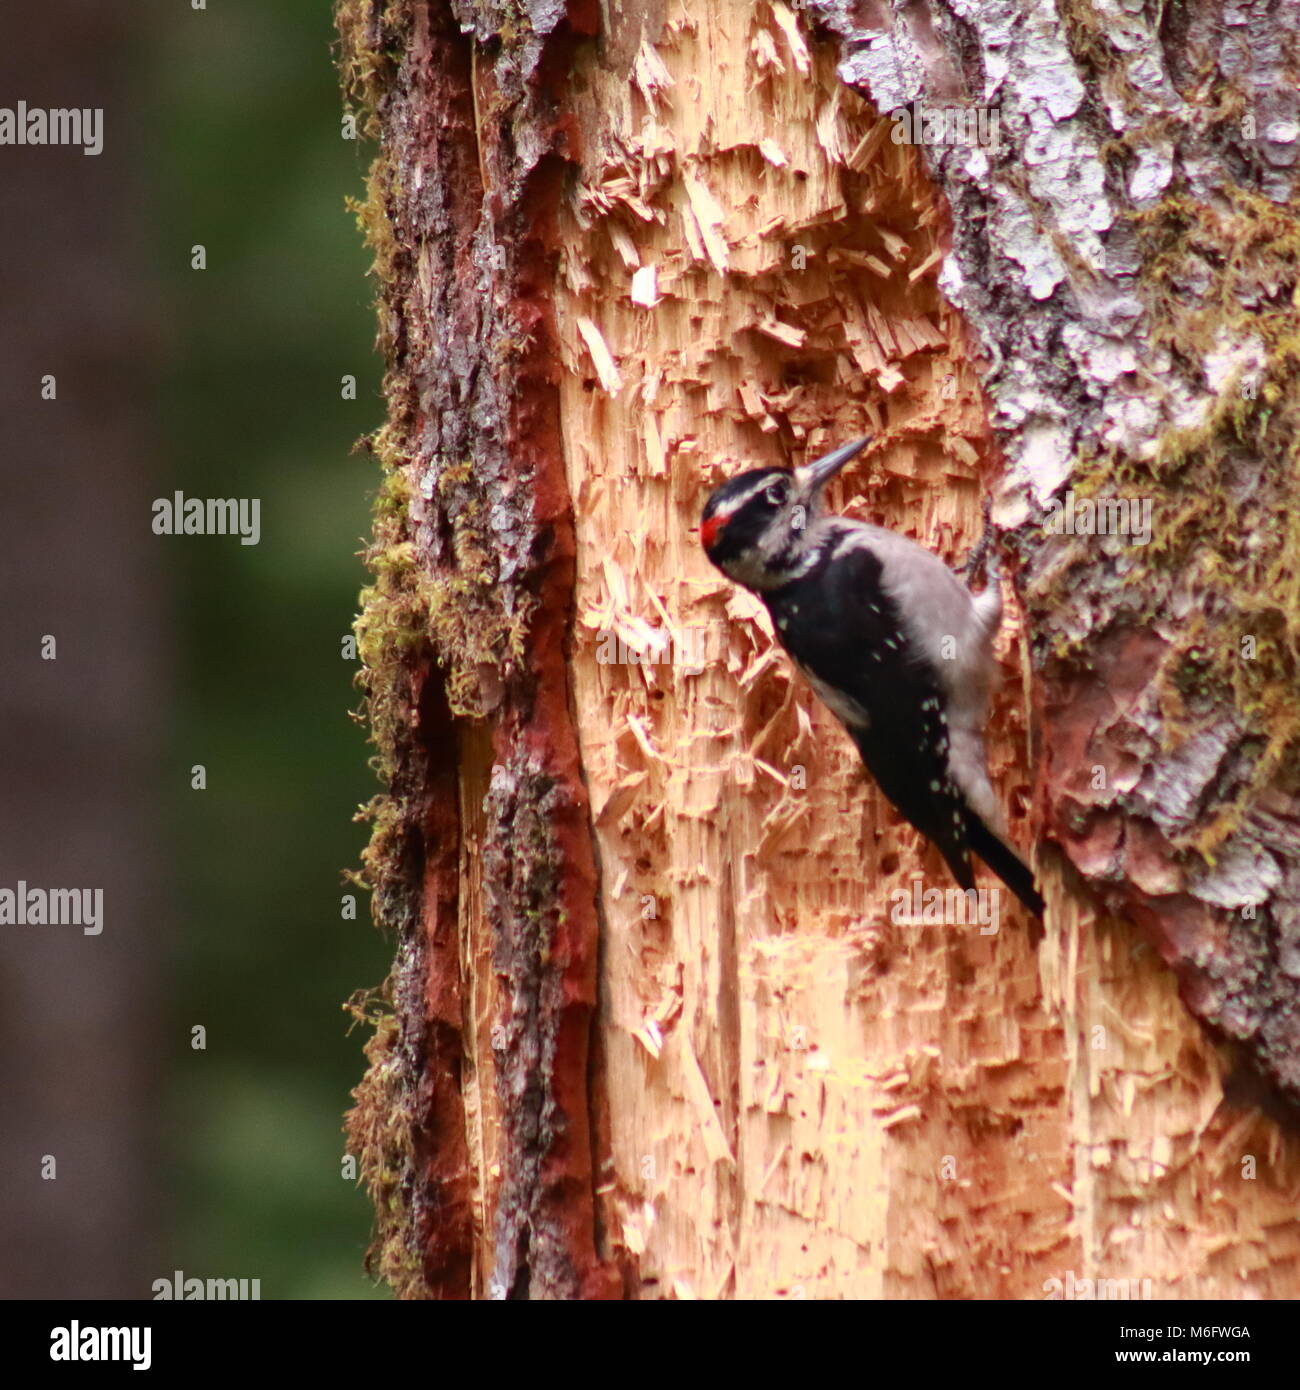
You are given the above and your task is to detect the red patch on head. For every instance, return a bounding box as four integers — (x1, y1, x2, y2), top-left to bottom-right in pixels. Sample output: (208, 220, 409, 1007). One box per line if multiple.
(699, 513, 724, 551)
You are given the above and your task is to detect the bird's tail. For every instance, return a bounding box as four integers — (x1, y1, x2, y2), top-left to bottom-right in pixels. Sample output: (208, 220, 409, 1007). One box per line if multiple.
(965, 816, 1044, 918)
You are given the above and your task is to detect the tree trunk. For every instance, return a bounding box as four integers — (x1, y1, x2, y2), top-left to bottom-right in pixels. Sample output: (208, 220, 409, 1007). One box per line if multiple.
(340, 0, 1300, 1299)
(0, 6, 166, 1297)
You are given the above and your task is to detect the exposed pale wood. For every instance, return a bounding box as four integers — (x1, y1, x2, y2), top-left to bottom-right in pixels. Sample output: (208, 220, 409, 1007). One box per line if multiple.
(548, 4, 1300, 1300)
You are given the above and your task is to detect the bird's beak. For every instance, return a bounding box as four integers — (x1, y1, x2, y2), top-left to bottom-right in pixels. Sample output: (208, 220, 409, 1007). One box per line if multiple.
(795, 436, 871, 494)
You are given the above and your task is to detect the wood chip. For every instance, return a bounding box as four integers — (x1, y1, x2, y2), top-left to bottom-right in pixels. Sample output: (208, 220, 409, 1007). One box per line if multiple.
(597, 773, 648, 827)
(908, 246, 944, 284)
(643, 411, 666, 474)
(576, 315, 623, 393)
(756, 316, 806, 348)
(682, 1042, 736, 1165)
(876, 227, 909, 261)
(738, 379, 764, 417)
(848, 121, 890, 171)
(630, 263, 659, 306)
(879, 1104, 923, 1130)
(683, 170, 730, 272)
(609, 223, 640, 269)
(758, 138, 788, 167)
(633, 37, 674, 108)
(769, 2, 811, 75)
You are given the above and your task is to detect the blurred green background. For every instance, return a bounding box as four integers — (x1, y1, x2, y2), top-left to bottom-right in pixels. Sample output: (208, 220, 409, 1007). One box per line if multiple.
(156, 1, 388, 1298)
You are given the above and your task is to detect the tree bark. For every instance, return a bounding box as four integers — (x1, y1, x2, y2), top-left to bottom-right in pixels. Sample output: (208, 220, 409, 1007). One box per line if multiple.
(341, 0, 1300, 1299)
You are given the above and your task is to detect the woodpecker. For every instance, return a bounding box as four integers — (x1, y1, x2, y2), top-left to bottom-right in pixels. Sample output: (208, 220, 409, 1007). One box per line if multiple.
(699, 436, 1043, 917)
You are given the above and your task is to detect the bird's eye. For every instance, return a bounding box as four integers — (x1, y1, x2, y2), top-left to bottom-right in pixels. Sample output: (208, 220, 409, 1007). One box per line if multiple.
(764, 481, 788, 506)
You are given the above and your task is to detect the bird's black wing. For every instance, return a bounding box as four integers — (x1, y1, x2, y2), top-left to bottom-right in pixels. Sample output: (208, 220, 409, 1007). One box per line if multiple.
(764, 544, 976, 891)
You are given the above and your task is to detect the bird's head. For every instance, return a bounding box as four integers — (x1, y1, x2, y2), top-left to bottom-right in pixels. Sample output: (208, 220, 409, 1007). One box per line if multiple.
(699, 436, 870, 590)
